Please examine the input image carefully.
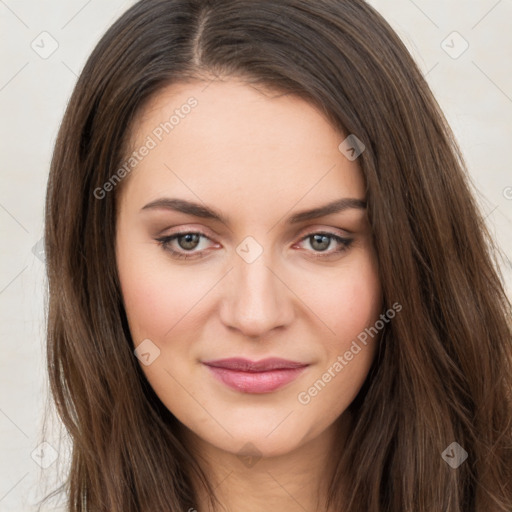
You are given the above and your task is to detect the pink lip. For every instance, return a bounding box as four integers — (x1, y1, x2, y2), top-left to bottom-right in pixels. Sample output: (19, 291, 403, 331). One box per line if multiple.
(202, 358, 309, 393)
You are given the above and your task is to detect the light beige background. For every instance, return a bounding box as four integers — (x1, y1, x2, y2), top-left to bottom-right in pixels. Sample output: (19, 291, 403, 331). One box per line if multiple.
(1, 0, 511, 510)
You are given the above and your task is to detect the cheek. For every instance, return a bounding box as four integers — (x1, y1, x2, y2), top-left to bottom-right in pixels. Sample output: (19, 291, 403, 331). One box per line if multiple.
(331, 270, 381, 343)
(303, 252, 382, 350)
(116, 235, 210, 343)
(293, 253, 382, 415)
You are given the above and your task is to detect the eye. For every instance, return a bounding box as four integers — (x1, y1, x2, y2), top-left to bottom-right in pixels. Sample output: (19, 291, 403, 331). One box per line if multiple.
(295, 232, 353, 259)
(155, 231, 216, 260)
(155, 230, 353, 261)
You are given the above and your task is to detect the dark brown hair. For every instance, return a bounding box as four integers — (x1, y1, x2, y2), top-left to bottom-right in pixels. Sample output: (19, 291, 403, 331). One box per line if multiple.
(41, 0, 512, 510)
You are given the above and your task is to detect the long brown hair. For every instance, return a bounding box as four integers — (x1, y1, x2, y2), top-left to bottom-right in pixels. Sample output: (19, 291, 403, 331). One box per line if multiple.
(40, 0, 512, 510)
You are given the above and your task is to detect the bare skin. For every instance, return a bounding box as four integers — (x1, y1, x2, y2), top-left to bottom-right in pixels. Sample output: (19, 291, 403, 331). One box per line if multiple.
(116, 79, 382, 512)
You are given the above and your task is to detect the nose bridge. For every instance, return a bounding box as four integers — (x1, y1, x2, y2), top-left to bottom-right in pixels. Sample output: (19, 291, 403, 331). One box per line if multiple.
(220, 241, 292, 337)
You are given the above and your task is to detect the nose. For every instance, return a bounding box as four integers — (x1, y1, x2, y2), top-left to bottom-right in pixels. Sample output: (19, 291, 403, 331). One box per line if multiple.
(219, 250, 294, 339)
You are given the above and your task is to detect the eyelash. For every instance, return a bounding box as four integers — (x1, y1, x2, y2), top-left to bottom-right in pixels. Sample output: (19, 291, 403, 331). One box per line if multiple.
(155, 230, 353, 261)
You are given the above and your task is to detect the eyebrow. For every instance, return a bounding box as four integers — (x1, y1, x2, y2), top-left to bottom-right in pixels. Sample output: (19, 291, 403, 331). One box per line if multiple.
(141, 197, 367, 224)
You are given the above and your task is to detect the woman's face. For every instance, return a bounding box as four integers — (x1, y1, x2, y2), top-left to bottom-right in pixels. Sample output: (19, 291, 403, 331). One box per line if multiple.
(116, 79, 382, 458)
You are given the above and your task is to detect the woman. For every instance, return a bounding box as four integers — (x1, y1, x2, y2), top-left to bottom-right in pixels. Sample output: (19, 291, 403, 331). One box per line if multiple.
(40, 0, 512, 511)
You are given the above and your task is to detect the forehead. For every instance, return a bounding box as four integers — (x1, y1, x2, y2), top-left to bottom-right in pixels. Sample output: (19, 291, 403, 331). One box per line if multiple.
(121, 79, 365, 213)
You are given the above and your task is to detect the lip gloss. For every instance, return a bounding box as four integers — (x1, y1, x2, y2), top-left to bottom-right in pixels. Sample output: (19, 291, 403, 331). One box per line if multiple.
(203, 363, 308, 393)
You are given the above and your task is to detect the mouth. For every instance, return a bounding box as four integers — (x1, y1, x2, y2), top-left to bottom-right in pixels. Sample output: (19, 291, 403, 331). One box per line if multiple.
(202, 357, 309, 394)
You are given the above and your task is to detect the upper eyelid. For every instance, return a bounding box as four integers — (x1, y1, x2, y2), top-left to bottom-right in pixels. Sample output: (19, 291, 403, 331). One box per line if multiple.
(162, 226, 350, 240)
(162, 220, 352, 237)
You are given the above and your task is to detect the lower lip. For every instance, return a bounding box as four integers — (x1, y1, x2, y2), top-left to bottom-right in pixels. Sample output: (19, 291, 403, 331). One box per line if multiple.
(204, 365, 308, 393)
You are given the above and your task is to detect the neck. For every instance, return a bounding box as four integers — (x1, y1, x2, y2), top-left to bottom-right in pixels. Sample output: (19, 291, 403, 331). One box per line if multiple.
(181, 412, 352, 512)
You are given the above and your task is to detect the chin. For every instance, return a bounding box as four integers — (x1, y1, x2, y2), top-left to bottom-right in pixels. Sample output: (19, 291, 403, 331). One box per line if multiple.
(189, 413, 316, 461)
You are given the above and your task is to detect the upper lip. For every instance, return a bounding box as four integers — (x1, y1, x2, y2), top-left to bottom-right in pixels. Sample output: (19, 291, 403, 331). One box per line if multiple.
(202, 357, 308, 372)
